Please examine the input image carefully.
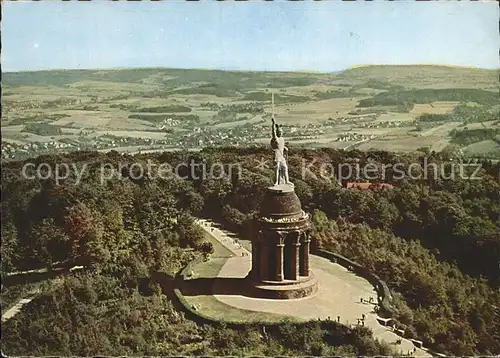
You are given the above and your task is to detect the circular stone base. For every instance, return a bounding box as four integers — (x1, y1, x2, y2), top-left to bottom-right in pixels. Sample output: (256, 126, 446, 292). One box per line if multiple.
(267, 183, 295, 193)
(245, 273, 319, 299)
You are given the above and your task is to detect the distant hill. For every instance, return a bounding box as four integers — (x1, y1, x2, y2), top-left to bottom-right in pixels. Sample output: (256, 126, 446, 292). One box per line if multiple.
(2, 68, 323, 89)
(3, 65, 498, 91)
(336, 65, 499, 91)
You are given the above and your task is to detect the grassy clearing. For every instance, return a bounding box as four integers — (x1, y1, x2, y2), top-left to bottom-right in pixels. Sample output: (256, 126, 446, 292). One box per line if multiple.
(410, 101, 459, 116)
(269, 97, 362, 124)
(184, 231, 298, 324)
(202, 231, 235, 258)
(105, 117, 157, 131)
(420, 121, 463, 137)
(88, 130, 170, 140)
(191, 258, 228, 279)
(213, 115, 265, 128)
(466, 121, 499, 130)
(51, 111, 113, 127)
(463, 139, 500, 155)
(430, 138, 452, 152)
(186, 229, 231, 279)
(183, 294, 302, 323)
(357, 137, 438, 152)
(132, 105, 192, 113)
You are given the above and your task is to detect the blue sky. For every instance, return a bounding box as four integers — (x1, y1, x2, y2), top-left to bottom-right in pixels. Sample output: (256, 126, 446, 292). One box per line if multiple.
(2, 1, 499, 72)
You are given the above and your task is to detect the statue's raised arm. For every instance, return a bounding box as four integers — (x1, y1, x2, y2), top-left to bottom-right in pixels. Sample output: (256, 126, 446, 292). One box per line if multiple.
(271, 116, 277, 138)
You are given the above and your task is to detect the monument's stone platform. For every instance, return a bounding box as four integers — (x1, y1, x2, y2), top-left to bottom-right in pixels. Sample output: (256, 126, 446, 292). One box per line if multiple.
(246, 272, 319, 299)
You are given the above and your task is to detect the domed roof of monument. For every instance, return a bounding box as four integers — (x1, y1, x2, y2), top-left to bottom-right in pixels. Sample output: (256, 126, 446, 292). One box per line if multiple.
(259, 184, 303, 218)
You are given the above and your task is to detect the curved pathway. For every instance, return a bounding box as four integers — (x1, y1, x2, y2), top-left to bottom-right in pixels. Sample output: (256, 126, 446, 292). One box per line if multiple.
(2, 265, 83, 323)
(196, 219, 431, 357)
(2, 288, 41, 323)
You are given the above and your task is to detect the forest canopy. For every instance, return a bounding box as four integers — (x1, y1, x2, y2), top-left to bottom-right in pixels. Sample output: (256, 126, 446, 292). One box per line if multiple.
(1, 147, 499, 356)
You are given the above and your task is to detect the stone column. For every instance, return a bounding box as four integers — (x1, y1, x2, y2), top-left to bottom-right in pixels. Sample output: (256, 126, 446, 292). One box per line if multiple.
(251, 240, 257, 278)
(252, 242, 260, 279)
(300, 233, 310, 277)
(275, 233, 284, 281)
(252, 231, 261, 279)
(290, 234, 300, 281)
(260, 242, 268, 280)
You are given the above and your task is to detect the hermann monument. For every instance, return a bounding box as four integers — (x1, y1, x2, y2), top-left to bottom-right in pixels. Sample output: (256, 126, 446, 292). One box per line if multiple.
(246, 94, 318, 299)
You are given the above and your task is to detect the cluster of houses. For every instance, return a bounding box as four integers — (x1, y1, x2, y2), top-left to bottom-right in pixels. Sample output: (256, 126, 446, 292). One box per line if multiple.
(358, 121, 404, 129)
(2, 135, 175, 161)
(336, 133, 375, 142)
(157, 118, 181, 130)
(2, 141, 75, 160)
(3, 101, 43, 113)
(4, 98, 79, 114)
(179, 125, 260, 148)
(201, 102, 264, 114)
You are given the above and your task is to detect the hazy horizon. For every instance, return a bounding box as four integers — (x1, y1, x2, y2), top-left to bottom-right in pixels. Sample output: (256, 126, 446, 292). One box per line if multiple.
(2, 1, 499, 72)
(3, 63, 500, 75)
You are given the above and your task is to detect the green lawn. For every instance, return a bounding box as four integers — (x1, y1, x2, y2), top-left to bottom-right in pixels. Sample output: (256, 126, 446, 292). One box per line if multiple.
(186, 230, 298, 323)
(463, 139, 500, 155)
(193, 230, 233, 278)
(192, 258, 227, 278)
(202, 231, 234, 258)
(184, 294, 302, 324)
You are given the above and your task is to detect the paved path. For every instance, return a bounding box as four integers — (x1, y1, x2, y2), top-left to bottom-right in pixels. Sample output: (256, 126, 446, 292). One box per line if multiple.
(2, 266, 83, 323)
(1, 288, 41, 323)
(196, 219, 431, 357)
(197, 219, 250, 258)
(6, 265, 62, 277)
(5, 264, 83, 277)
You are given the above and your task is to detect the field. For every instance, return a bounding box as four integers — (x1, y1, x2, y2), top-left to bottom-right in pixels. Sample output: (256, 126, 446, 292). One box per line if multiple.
(357, 137, 438, 152)
(336, 65, 499, 90)
(463, 139, 500, 156)
(2, 65, 499, 160)
(410, 101, 459, 116)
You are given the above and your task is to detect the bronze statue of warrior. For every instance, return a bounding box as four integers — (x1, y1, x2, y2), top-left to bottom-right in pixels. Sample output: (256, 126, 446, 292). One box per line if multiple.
(271, 116, 292, 186)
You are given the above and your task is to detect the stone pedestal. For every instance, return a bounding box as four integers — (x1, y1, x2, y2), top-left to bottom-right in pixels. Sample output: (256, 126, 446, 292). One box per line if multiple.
(246, 183, 317, 299)
(290, 240, 300, 281)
